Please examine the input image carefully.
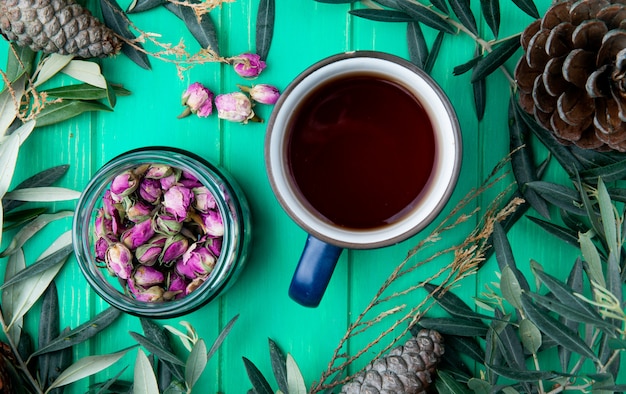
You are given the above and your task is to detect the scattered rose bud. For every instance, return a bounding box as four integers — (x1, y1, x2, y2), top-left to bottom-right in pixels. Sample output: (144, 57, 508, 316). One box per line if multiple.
(215, 92, 257, 123)
(242, 84, 280, 105)
(93, 163, 225, 303)
(180, 82, 214, 118)
(232, 53, 266, 78)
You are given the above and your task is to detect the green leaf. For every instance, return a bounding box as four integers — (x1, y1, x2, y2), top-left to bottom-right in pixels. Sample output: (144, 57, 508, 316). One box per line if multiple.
(435, 369, 471, 393)
(314, 0, 356, 2)
(349, 8, 412, 22)
(100, 0, 151, 69)
(467, 378, 491, 394)
(418, 317, 488, 336)
(597, 178, 619, 253)
(43, 84, 111, 101)
(38, 282, 60, 389)
(256, 0, 275, 60)
(521, 293, 598, 361)
(492, 222, 529, 291)
(446, 335, 484, 363)
(453, 55, 481, 76)
(471, 35, 520, 83)
(579, 158, 626, 183)
(0, 211, 73, 257)
(140, 318, 184, 382)
(6, 43, 36, 82)
(481, 0, 500, 37)
(509, 96, 550, 219)
(34, 54, 74, 87)
(526, 181, 587, 216)
(3, 164, 70, 212)
(487, 363, 556, 381)
(424, 31, 445, 75)
(185, 339, 208, 389)
(395, 0, 456, 33)
(2, 248, 26, 345)
(46, 349, 129, 391)
(3, 208, 47, 229)
(4, 187, 81, 202)
(31, 308, 122, 358)
(501, 266, 523, 309)
(0, 243, 73, 290)
(424, 282, 493, 321)
(492, 313, 526, 373)
(430, 0, 448, 13)
(164, 1, 220, 55)
(512, 0, 539, 18)
(90, 366, 129, 394)
(0, 81, 18, 135)
(473, 76, 486, 121)
(207, 314, 238, 361)
(286, 354, 307, 394)
(133, 349, 159, 394)
(579, 230, 606, 288)
(129, 331, 185, 366)
(269, 338, 288, 394)
(519, 319, 542, 354)
(61, 60, 107, 88)
(35, 100, 113, 127)
(126, 0, 165, 12)
(448, 0, 477, 35)
(0, 131, 21, 199)
(407, 22, 428, 69)
(527, 216, 580, 247)
(242, 357, 273, 394)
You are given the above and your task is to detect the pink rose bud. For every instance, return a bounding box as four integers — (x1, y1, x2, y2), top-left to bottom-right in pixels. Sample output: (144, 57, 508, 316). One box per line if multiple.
(132, 284, 165, 302)
(121, 219, 155, 250)
(161, 235, 189, 263)
(163, 185, 194, 222)
(186, 277, 205, 294)
(215, 92, 255, 123)
(165, 273, 189, 300)
(105, 243, 133, 280)
(139, 178, 162, 204)
(125, 200, 154, 223)
(94, 209, 113, 238)
(249, 84, 280, 104)
(154, 213, 183, 236)
(181, 82, 214, 118)
(135, 235, 166, 266)
(133, 266, 165, 287)
(176, 243, 216, 279)
(192, 186, 217, 213)
(145, 164, 173, 179)
(232, 53, 266, 78)
(206, 237, 222, 257)
(95, 237, 109, 262)
(110, 170, 139, 199)
(159, 172, 180, 191)
(201, 210, 224, 237)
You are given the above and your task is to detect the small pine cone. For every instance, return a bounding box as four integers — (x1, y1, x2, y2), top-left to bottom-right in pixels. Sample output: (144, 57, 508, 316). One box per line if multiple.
(340, 330, 444, 394)
(0, 342, 21, 392)
(0, 0, 121, 58)
(514, 0, 626, 152)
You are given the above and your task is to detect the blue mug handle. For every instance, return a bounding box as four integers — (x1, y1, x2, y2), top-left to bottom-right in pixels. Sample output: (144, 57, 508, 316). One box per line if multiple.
(288, 235, 343, 307)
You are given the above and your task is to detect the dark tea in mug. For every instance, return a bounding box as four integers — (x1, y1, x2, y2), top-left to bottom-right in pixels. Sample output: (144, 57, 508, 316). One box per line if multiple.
(286, 74, 436, 230)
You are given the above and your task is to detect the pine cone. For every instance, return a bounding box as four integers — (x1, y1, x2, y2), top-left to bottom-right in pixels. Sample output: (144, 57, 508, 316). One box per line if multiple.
(339, 329, 444, 394)
(514, 0, 626, 152)
(0, 0, 121, 58)
(0, 341, 22, 393)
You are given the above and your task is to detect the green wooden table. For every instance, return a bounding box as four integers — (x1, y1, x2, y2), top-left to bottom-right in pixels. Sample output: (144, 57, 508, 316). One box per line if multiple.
(0, 0, 592, 392)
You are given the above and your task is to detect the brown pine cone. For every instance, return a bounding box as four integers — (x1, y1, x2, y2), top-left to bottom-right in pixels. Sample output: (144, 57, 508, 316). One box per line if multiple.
(514, 0, 626, 152)
(0, 0, 121, 58)
(339, 329, 444, 394)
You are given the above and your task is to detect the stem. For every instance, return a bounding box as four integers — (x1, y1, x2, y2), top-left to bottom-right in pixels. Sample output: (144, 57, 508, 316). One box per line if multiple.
(0, 310, 43, 394)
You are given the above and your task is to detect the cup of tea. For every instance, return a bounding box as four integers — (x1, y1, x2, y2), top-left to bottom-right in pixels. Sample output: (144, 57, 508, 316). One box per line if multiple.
(265, 51, 462, 307)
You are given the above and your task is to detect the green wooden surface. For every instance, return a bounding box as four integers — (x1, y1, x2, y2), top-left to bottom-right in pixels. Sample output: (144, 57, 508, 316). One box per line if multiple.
(0, 0, 594, 392)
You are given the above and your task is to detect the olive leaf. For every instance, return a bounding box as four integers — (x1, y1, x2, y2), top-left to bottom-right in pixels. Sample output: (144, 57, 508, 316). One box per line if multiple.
(100, 0, 151, 70)
(424, 31, 445, 74)
(38, 282, 60, 390)
(30, 307, 122, 359)
(43, 84, 130, 101)
(3, 164, 70, 213)
(435, 369, 472, 393)
(0, 76, 21, 134)
(35, 100, 113, 128)
(0, 243, 73, 289)
(423, 282, 494, 321)
(492, 222, 530, 292)
(519, 319, 542, 354)
(163, 2, 220, 54)
(34, 54, 74, 87)
(578, 159, 626, 183)
(448, 0, 477, 35)
(0, 211, 73, 257)
(493, 318, 527, 374)
(0, 130, 21, 199)
(139, 318, 184, 382)
(512, 0, 539, 18)
(407, 22, 428, 69)
(579, 230, 606, 288)
(185, 339, 208, 390)
(527, 216, 580, 247)
(2, 248, 26, 345)
(453, 55, 481, 76)
(61, 60, 107, 89)
(286, 354, 307, 394)
(314, 0, 357, 2)
(256, 0, 275, 61)
(126, 0, 165, 13)
(395, 0, 456, 33)
(418, 317, 488, 337)
(487, 364, 556, 382)
(473, 77, 486, 121)
(5, 43, 36, 82)
(134, 349, 159, 394)
(471, 35, 520, 83)
(129, 331, 185, 367)
(348, 8, 413, 22)
(243, 356, 273, 394)
(429, 0, 448, 13)
(445, 335, 484, 363)
(269, 338, 288, 394)
(526, 181, 587, 216)
(207, 314, 239, 360)
(481, 0, 500, 38)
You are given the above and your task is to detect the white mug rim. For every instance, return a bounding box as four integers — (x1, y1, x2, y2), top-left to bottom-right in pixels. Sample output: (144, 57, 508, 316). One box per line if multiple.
(265, 51, 462, 249)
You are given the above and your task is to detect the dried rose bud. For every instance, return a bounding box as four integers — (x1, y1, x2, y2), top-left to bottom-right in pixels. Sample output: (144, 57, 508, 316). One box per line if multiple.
(181, 171, 202, 189)
(133, 266, 165, 287)
(232, 53, 266, 78)
(176, 244, 216, 279)
(145, 164, 173, 179)
(165, 273, 188, 300)
(215, 92, 256, 123)
(186, 277, 205, 294)
(121, 219, 155, 250)
(95, 237, 109, 262)
(248, 84, 280, 105)
(192, 186, 217, 213)
(153, 213, 183, 236)
(95, 209, 113, 238)
(163, 185, 194, 222)
(102, 190, 117, 219)
(106, 243, 133, 280)
(139, 178, 162, 204)
(201, 210, 224, 237)
(181, 82, 214, 118)
(135, 235, 166, 266)
(206, 237, 222, 257)
(159, 170, 181, 191)
(125, 200, 154, 223)
(132, 284, 165, 302)
(110, 170, 139, 199)
(161, 235, 189, 263)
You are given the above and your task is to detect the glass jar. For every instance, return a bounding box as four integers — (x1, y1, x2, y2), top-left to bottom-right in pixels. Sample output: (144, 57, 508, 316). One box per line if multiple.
(72, 147, 251, 318)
